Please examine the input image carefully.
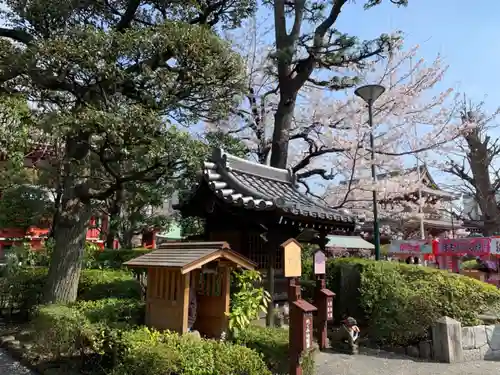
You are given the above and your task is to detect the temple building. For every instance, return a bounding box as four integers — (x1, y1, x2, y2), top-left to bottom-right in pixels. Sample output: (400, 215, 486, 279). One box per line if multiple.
(175, 148, 358, 300)
(0, 145, 108, 257)
(338, 165, 460, 243)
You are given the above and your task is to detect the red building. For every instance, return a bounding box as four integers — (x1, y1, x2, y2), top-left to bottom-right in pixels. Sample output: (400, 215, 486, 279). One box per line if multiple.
(0, 146, 108, 258)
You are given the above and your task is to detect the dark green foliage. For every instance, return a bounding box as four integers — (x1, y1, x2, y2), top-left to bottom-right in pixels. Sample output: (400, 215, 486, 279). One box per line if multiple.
(0, 184, 53, 230)
(32, 305, 271, 375)
(0, 267, 141, 317)
(235, 325, 288, 374)
(94, 248, 152, 269)
(235, 325, 315, 375)
(78, 269, 142, 301)
(0, 267, 47, 315)
(313, 258, 500, 346)
(73, 298, 145, 325)
(111, 328, 271, 375)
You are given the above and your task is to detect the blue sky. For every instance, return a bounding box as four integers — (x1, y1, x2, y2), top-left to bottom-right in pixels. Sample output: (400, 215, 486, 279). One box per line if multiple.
(337, 0, 498, 111)
(291, 0, 498, 192)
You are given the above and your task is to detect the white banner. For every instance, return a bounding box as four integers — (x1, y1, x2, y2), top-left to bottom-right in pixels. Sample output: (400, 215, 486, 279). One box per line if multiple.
(490, 238, 500, 255)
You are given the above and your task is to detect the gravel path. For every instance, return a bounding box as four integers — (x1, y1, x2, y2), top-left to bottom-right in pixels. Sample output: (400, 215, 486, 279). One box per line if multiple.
(316, 347, 500, 375)
(0, 349, 34, 375)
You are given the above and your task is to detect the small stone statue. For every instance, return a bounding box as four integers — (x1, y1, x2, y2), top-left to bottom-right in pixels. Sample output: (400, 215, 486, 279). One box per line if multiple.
(340, 316, 360, 354)
(329, 315, 360, 355)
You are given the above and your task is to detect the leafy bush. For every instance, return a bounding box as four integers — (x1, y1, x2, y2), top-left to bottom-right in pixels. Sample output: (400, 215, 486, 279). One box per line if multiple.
(74, 298, 145, 325)
(461, 259, 480, 270)
(32, 304, 97, 359)
(83, 242, 103, 269)
(228, 270, 270, 337)
(0, 267, 48, 315)
(323, 258, 500, 346)
(111, 327, 271, 375)
(236, 325, 289, 374)
(0, 268, 142, 316)
(78, 269, 142, 300)
(94, 248, 152, 269)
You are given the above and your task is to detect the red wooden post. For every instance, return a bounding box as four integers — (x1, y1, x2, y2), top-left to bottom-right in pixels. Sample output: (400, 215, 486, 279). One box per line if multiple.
(289, 277, 317, 375)
(313, 250, 335, 350)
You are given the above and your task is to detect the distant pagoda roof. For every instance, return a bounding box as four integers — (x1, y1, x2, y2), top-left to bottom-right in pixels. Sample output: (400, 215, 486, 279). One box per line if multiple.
(340, 164, 458, 201)
(177, 148, 356, 231)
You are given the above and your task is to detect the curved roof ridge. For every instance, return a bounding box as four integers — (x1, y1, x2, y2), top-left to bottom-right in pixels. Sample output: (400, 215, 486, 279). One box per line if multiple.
(211, 148, 294, 184)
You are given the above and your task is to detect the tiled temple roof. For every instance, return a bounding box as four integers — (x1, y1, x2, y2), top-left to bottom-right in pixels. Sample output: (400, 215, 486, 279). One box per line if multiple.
(199, 148, 356, 224)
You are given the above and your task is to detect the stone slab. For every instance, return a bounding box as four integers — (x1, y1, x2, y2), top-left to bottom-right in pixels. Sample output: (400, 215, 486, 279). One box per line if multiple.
(473, 325, 488, 348)
(461, 327, 475, 350)
(485, 324, 500, 351)
(419, 341, 432, 360)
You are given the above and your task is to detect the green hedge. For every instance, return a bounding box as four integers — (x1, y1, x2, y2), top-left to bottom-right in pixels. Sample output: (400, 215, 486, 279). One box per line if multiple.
(320, 258, 500, 346)
(72, 298, 145, 325)
(0, 268, 141, 316)
(236, 325, 315, 375)
(78, 269, 142, 300)
(0, 267, 48, 315)
(236, 325, 288, 374)
(94, 249, 152, 269)
(32, 303, 270, 375)
(112, 328, 270, 375)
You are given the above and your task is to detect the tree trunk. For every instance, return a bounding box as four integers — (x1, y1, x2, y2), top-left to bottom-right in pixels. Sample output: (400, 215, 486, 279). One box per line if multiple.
(43, 132, 91, 304)
(466, 134, 500, 236)
(120, 229, 134, 249)
(48, 181, 63, 239)
(44, 199, 92, 303)
(105, 188, 123, 249)
(270, 97, 296, 168)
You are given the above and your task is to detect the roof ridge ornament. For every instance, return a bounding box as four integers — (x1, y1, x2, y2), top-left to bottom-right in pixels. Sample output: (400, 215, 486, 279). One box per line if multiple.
(288, 168, 297, 186)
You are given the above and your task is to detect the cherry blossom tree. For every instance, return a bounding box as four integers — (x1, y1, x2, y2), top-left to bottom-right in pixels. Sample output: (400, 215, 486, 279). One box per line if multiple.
(212, 19, 471, 207)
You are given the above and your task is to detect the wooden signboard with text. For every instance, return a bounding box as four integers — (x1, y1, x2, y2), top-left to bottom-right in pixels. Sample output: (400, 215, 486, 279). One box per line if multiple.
(282, 238, 302, 278)
(314, 250, 326, 275)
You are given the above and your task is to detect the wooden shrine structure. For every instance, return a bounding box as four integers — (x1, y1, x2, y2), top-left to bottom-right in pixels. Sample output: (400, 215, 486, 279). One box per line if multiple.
(354, 165, 459, 242)
(175, 148, 357, 303)
(124, 241, 255, 338)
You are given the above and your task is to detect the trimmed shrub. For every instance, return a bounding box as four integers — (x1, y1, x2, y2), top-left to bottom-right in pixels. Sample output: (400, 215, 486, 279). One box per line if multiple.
(94, 248, 152, 269)
(1, 268, 142, 317)
(324, 258, 500, 346)
(108, 328, 271, 375)
(0, 267, 48, 315)
(236, 325, 288, 374)
(78, 269, 142, 300)
(235, 325, 316, 375)
(32, 304, 97, 359)
(461, 259, 480, 270)
(74, 298, 145, 325)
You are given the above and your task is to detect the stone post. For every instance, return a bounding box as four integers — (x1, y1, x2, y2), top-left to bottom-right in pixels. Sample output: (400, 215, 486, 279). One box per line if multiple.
(432, 316, 464, 363)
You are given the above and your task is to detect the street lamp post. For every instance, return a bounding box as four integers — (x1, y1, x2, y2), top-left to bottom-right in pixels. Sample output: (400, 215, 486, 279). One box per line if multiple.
(354, 84, 386, 261)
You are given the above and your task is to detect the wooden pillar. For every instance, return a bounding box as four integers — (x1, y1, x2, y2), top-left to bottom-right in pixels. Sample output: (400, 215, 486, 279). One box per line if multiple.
(265, 230, 280, 327)
(181, 272, 191, 333)
(221, 265, 231, 334)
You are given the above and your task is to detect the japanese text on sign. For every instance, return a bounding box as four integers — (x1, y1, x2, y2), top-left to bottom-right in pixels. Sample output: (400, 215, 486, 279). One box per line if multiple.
(438, 238, 491, 255)
(327, 299, 333, 320)
(305, 318, 311, 349)
(389, 240, 426, 254)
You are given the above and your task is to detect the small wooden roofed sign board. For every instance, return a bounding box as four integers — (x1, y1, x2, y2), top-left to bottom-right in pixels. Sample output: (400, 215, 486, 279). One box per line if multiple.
(123, 241, 256, 273)
(123, 242, 256, 337)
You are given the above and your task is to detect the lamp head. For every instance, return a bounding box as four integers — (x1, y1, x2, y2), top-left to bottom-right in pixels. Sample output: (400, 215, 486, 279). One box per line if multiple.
(354, 84, 386, 104)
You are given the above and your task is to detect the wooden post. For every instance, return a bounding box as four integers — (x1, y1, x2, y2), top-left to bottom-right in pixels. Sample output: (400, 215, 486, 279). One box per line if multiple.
(315, 274, 327, 350)
(289, 277, 301, 375)
(266, 244, 276, 327)
(313, 250, 329, 350)
(181, 273, 190, 333)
